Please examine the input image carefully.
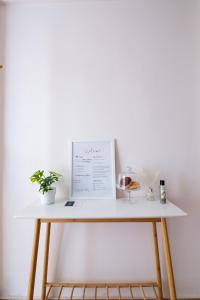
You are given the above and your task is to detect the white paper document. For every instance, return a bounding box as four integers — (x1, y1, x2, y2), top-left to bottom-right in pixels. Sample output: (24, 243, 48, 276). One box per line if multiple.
(71, 141, 115, 199)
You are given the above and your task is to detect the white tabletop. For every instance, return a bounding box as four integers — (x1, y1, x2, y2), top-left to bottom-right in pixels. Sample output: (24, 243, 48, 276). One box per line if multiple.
(15, 197, 186, 220)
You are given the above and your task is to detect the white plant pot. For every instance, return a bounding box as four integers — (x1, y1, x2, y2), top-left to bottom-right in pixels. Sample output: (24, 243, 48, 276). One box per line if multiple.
(40, 188, 56, 205)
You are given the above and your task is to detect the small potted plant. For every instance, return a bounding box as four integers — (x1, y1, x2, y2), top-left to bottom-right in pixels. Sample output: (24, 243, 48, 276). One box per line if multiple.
(30, 170, 62, 205)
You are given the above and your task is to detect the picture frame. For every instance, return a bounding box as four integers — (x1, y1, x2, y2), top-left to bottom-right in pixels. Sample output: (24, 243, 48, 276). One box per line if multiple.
(69, 140, 116, 200)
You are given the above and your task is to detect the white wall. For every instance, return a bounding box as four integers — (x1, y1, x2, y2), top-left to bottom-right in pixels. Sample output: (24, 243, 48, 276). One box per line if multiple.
(0, 2, 5, 296)
(1, 0, 200, 298)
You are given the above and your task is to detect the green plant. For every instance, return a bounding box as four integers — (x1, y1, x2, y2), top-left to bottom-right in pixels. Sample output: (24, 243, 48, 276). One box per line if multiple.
(30, 170, 62, 194)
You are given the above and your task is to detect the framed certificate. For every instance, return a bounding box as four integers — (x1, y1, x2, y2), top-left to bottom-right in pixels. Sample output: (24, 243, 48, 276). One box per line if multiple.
(69, 140, 116, 200)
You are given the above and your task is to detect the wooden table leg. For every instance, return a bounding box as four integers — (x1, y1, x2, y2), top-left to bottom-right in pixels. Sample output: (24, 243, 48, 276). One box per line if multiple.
(152, 222, 163, 300)
(27, 219, 41, 300)
(161, 218, 177, 300)
(41, 222, 51, 300)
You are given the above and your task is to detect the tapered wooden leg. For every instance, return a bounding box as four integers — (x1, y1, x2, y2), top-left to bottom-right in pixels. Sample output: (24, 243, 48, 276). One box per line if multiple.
(27, 219, 41, 300)
(161, 218, 177, 300)
(152, 222, 163, 300)
(41, 222, 51, 300)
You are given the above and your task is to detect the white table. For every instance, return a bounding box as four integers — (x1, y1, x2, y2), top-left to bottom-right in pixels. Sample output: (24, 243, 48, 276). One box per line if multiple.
(16, 197, 186, 300)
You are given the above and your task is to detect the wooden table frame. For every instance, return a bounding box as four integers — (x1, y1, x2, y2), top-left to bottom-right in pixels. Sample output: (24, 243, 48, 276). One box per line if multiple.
(27, 217, 176, 300)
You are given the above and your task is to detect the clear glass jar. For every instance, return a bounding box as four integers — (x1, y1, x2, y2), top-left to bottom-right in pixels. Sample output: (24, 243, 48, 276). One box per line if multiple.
(117, 166, 140, 200)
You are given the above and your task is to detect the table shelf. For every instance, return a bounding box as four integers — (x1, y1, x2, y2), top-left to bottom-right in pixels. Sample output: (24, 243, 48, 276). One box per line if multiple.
(45, 281, 159, 300)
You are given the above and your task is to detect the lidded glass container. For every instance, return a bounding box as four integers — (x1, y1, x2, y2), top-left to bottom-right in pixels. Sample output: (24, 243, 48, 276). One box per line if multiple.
(117, 166, 140, 200)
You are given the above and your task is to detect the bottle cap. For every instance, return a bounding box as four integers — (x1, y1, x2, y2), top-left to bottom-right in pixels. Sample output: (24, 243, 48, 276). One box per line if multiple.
(160, 180, 165, 185)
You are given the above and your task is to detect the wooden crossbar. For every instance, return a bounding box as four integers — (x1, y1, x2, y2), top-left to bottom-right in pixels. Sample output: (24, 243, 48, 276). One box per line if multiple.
(140, 286, 146, 300)
(106, 286, 109, 300)
(118, 286, 121, 300)
(95, 287, 97, 300)
(46, 281, 158, 288)
(58, 286, 63, 300)
(70, 287, 75, 300)
(129, 285, 134, 300)
(41, 218, 161, 223)
(153, 286, 159, 300)
(45, 285, 52, 300)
